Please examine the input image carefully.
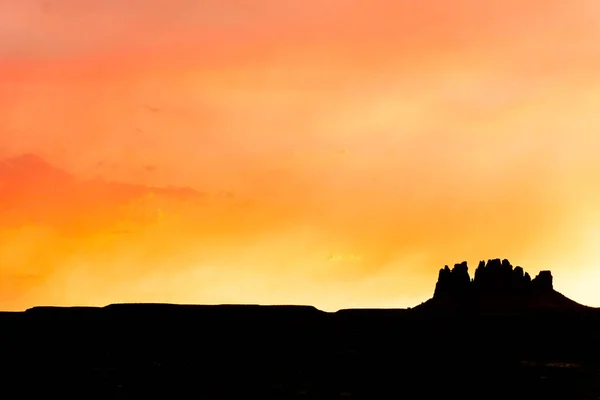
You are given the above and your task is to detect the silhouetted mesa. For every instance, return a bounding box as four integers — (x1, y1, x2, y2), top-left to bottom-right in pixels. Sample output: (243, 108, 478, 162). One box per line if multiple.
(0, 264, 599, 400)
(421, 258, 582, 312)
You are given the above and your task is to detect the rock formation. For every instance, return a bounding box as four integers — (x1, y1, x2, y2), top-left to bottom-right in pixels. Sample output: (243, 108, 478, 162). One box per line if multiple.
(419, 258, 581, 312)
(434, 262, 471, 299)
(433, 258, 553, 300)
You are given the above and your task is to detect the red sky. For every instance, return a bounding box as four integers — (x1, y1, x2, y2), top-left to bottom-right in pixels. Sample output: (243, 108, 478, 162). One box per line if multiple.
(1, 0, 600, 311)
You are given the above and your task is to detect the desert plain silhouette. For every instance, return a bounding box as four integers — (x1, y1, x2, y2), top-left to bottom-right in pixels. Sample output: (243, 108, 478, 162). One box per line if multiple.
(2, 258, 600, 399)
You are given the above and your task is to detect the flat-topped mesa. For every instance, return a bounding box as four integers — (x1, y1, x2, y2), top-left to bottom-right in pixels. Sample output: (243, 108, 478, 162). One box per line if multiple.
(433, 258, 553, 300)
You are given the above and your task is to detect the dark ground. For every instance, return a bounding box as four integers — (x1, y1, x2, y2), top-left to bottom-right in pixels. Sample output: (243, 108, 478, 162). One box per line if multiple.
(2, 304, 600, 399)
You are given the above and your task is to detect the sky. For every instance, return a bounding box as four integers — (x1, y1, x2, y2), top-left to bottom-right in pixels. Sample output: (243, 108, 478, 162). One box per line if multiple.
(1, 0, 600, 311)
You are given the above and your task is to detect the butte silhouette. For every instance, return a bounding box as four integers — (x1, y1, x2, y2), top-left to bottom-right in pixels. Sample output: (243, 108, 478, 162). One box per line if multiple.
(1, 258, 598, 399)
(414, 258, 586, 313)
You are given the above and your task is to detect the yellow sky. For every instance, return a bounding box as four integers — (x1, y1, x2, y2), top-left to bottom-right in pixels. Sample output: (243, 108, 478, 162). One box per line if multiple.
(1, 0, 600, 311)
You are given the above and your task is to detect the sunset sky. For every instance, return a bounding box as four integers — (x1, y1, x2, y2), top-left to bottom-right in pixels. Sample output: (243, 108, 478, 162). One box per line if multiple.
(1, 0, 600, 311)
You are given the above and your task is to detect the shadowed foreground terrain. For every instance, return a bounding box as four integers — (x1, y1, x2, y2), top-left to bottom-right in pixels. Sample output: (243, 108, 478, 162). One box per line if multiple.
(2, 259, 600, 399)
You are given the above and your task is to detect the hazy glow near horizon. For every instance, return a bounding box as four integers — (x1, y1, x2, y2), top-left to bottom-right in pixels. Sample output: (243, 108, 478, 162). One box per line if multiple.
(1, 0, 600, 311)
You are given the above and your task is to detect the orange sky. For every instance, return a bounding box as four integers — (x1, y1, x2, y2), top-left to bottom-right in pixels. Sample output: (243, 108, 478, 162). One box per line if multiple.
(1, 0, 600, 311)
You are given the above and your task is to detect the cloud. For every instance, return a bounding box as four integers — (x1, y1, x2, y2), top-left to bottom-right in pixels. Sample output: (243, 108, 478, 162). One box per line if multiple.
(2, 0, 593, 61)
(0, 153, 208, 232)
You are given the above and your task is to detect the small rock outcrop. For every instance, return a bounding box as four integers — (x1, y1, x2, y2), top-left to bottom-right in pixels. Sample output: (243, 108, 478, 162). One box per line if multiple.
(531, 270, 553, 292)
(434, 262, 470, 299)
